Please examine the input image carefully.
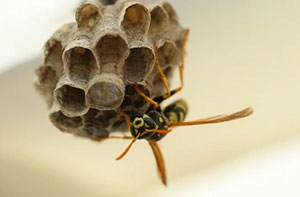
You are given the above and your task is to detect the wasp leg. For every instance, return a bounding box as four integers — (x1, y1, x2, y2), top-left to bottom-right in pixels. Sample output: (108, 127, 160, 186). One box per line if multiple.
(149, 141, 167, 186)
(135, 83, 159, 109)
(117, 112, 131, 130)
(154, 29, 190, 104)
(154, 46, 171, 97)
(134, 45, 172, 109)
(135, 30, 190, 108)
(94, 135, 133, 141)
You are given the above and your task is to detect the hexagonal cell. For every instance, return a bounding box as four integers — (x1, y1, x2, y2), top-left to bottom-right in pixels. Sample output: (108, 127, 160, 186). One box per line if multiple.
(82, 123, 109, 138)
(123, 47, 154, 82)
(76, 1, 103, 29)
(121, 3, 150, 35)
(95, 34, 128, 72)
(83, 108, 117, 128)
(112, 119, 127, 130)
(162, 2, 178, 23)
(83, 108, 103, 125)
(35, 65, 58, 87)
(134, 87, 151, 112)
(87, 82, 123, 109)
(44, 23, 75, 76)
(125, 83, 136, 95)
(152, 66, 173, 97)
(86, 73, 125, 110)
(154, 66, 173, 82)
(133, 96, 148, 109)
(101, 0, 118, 5)
(81, 108, 117, 138)
(49, 111, 83, 133)
(158, 41, 177, 68)
(54, 83, 88, 117)
(122, 84, 150, 111)
(44, 39, 64, 76)
(175, 29, 187, 50)
(120, 96, 133, 111)
(149, 5, 169, 35)
(35, 65, 58, 108)
(64, 46, 98, 83)
(100, 110, 118, 125)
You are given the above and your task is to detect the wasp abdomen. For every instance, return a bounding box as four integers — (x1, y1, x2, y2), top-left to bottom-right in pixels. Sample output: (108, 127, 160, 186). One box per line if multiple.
(163, 99, 188, 123)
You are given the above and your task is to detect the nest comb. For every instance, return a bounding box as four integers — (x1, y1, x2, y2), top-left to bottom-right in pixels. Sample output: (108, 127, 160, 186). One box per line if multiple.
(35, 0, 187, 139)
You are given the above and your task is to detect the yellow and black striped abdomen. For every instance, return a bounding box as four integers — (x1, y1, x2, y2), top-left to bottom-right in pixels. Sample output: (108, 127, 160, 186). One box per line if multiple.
(163, 99, 188, 124)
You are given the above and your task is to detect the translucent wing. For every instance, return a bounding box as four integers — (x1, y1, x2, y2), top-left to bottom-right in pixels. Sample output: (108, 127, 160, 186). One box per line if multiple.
(169, 107, 253, 127)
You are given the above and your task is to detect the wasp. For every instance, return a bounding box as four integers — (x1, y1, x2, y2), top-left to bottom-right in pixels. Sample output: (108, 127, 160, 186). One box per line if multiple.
(96, 30, 253, 185)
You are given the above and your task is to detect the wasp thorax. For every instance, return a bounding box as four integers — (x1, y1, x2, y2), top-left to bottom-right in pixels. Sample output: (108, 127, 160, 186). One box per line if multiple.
(35, 0, 187, 139)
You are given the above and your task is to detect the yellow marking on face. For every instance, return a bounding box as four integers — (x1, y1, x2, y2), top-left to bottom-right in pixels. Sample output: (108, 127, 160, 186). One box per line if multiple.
(133, 117, 144, 129)
(134, 128, 139, 135)
(145, 122, 150, 128)
(164, 125, 168, 129)
(159, 117, 164, 123)
(143, 114, 150, 119)
(169, 112, 178, 123)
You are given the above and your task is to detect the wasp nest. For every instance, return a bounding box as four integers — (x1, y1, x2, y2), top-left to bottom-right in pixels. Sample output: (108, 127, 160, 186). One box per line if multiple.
(35, 0, 187, 139)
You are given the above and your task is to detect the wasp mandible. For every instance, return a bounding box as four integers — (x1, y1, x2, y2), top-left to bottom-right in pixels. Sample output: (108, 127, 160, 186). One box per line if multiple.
(96, 29, 253, 185)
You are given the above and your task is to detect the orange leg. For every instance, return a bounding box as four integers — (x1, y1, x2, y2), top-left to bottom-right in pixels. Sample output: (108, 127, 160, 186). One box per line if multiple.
(154, 47, 171, 97)
(162, 29, 190, 100)
(134, 46, 170, 108)
(154, 29, 190, 100)
(135, 29, 190, 107)
(152, 29, 190, 104)
(117, 112, 131, 130)
(135, 45, 172, 107)
(135, 83, 159, 109)
(94, 135, 133, 141)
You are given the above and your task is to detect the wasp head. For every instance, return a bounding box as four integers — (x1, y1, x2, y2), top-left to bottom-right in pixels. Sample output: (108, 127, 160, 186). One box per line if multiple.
(129, 113, 157, 139)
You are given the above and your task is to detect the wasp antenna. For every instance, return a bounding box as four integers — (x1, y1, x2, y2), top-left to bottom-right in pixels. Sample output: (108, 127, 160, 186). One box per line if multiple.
(116, 139, 137, 160)
(94, 135, 133, 141)
(148, 129, 173, 134)
(169, 107, 253, 127)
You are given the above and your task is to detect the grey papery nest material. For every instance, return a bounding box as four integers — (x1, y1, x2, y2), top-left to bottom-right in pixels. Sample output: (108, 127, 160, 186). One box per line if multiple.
(35, 0, 187, 139)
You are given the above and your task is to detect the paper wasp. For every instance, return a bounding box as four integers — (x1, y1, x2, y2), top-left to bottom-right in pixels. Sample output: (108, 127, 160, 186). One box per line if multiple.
(96, 29, 253, 185)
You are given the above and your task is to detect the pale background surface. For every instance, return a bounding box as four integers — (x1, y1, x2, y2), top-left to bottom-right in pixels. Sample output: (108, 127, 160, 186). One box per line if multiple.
(1, 0, 300, 196)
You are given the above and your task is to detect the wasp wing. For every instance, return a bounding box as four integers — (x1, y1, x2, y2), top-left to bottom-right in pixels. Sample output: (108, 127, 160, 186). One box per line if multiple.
(169, 107, 253, 127)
